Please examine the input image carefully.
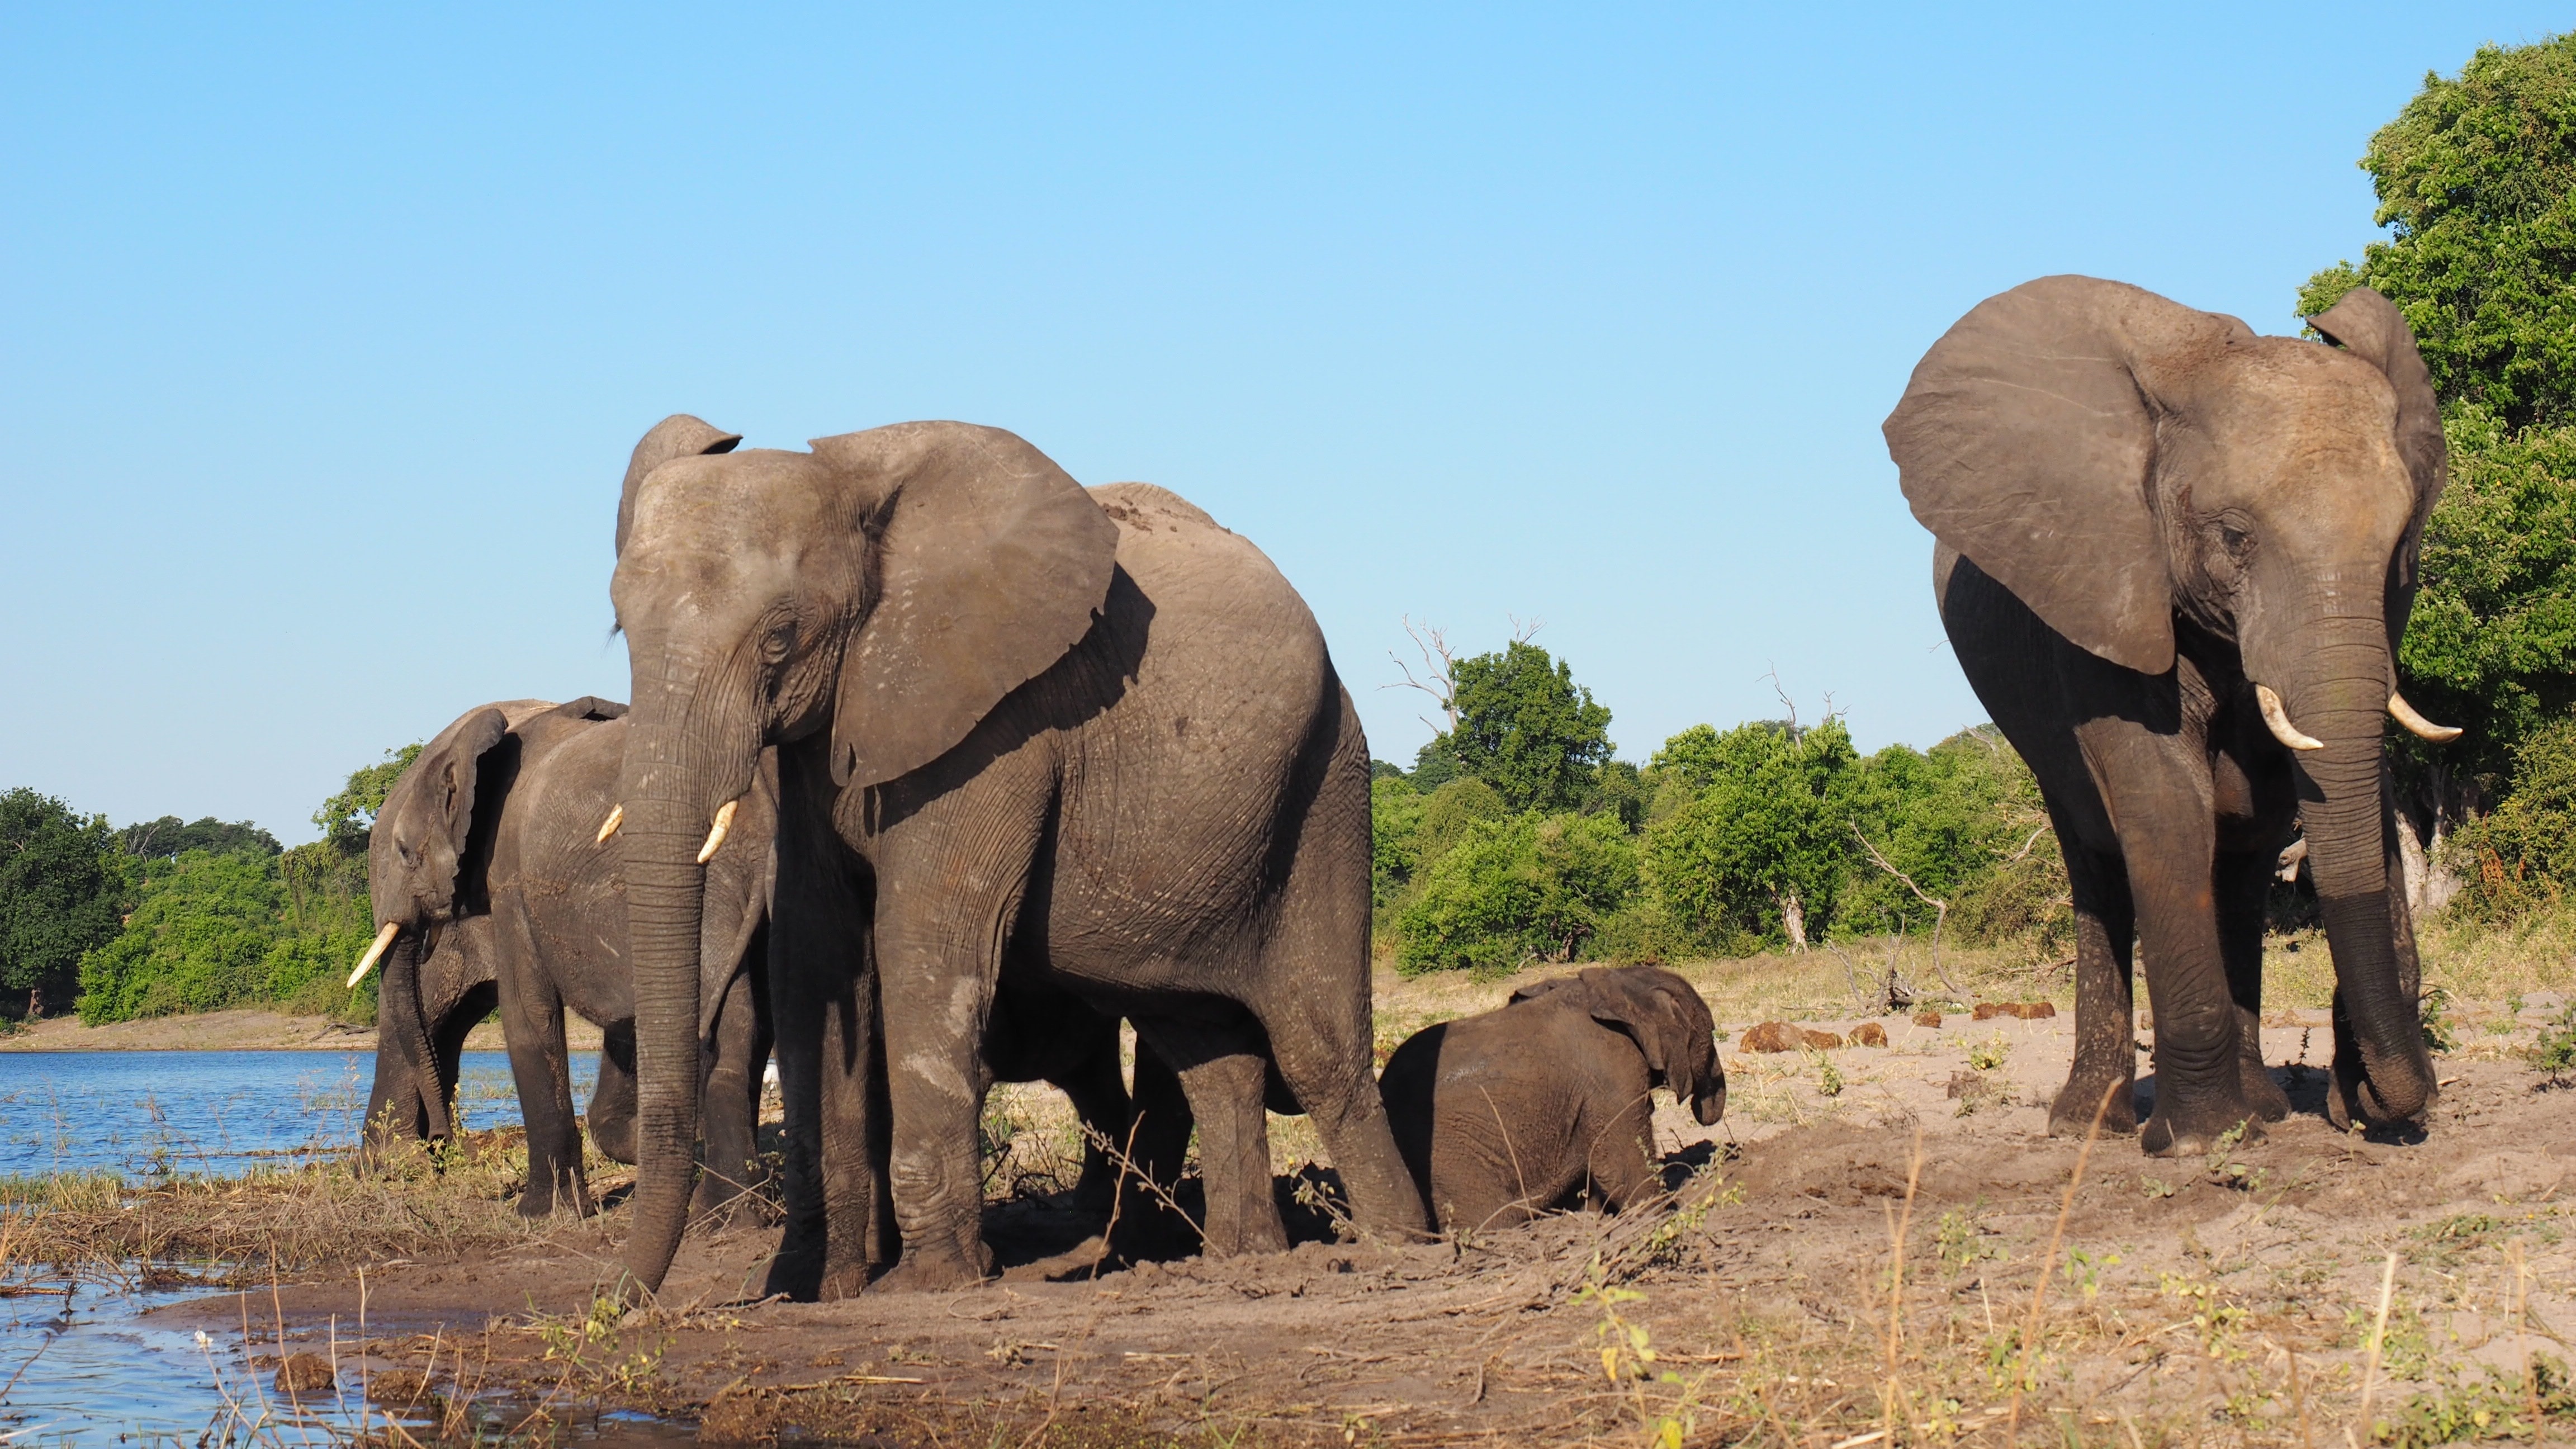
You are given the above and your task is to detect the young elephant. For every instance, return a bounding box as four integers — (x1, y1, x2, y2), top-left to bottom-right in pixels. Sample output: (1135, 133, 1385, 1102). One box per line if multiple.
(1378, 966, 1723, 1233)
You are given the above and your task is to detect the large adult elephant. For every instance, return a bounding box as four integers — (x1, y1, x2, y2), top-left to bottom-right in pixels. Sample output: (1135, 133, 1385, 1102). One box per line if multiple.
(1883, 277, 2452, 1154)
(354, 697, 777, 1220)
(607, 415, 1426, 1296)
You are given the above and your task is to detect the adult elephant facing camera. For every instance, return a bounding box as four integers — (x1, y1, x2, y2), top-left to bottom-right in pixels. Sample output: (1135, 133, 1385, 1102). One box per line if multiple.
(609, 415, 1427, 1296)
(1883, 278, 2450, 1155)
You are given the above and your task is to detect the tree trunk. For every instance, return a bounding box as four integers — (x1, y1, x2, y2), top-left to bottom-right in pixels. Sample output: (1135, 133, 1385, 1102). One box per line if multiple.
(1780, 892, 1807, 953)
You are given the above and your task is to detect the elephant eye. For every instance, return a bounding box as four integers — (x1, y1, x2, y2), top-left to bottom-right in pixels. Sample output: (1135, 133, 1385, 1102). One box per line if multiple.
(761, 619, 797, 664)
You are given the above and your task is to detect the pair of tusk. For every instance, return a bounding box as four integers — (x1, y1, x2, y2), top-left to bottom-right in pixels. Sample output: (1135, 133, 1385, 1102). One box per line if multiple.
(2256, 684, 2465, 751)
(594, 798, 736, 862)
(698, 798, 738, 864)
(348, 921, 400, 989)
(2389, 692, 2463, 744)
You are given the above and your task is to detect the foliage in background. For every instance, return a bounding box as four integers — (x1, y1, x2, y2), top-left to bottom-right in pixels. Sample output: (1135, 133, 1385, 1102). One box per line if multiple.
(60, 747, 416, 1025)
(0, 790, 126, 1017)
(2300, 33, 2576, 869)
(1438, 641, 1615, 814)
(1370, 633, 2071, 970)
(2449, 717, 2576, 920)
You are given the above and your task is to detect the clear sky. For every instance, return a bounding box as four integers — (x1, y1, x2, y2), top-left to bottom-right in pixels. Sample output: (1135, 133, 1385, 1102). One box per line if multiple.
(4, 4, 2567, 841)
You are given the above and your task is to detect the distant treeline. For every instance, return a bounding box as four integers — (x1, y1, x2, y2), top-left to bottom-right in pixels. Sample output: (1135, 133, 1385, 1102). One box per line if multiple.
(0, 746, 416, 1024)
(1367, 637, 2072, 974)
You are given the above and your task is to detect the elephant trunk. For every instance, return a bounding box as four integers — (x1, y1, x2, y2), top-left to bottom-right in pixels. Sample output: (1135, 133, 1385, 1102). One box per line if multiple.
(2262, 607, 2436, 1124)
(615, 656, 756, 1297)
(362, 932, 446, 1158)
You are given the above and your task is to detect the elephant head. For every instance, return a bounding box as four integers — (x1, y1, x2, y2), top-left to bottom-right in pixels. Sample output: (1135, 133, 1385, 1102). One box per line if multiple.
(607, 415, 1119, 1292)
(1510, 966, 1725, 1125)
(1883, 276, 2446, 1125)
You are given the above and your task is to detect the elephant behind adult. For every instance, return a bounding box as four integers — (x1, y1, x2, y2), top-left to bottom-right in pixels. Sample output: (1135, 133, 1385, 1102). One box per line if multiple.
(607, 416, 1427, 1297)
(1883, 278, 2449, 1154)
(1380, 965, 1723, 1233)
(357, 697, 776, 1220)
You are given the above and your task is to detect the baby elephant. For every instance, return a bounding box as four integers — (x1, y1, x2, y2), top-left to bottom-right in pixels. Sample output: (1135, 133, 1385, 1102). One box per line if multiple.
(1379, 965, 1724, 1233)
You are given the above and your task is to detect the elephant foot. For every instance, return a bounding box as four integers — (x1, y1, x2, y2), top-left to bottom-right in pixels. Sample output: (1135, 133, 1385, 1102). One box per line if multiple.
(872, 1243, 993, 1292)
(2139, 1101, 2264, 1159)
(817, 1263, 870, 1301)
(2239, 1056, 2293, 1123)
(2048, 1075, 2139, 1137)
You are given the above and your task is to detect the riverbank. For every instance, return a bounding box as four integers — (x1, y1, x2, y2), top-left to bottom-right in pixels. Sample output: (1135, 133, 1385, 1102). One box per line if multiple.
(0, 1007, 603, 1053)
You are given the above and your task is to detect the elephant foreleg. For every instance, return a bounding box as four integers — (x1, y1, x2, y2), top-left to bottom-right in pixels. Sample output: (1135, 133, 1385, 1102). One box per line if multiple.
(2051, 841, 2139, 1137)
(1581, 1090, 1661, 1214)
(2216, 849, 2291, 1122)
(1113, 1039, 1196, 1259)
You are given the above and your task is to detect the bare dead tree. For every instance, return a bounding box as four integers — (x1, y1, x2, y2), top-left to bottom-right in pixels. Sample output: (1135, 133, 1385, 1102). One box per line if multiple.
(1849, 821, 1966, 997)
(1759, 664, 1799, 734)
(1827, 927, 1919, 1015)
(1509, 614, 1545, 643)
(1383, 615, 1462, 736)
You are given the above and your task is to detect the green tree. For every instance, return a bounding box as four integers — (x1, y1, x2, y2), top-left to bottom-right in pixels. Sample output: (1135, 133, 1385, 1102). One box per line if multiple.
(1395, 812, 1639, 974)
(1437, 641, 1614, 813)
(2449, 716, 2576, 917)
(1414, 776, 1508, 869)
(1641, 718, 1858, 950)
(76, 848, 286, 1022)
(0, 789, 126, 1017)
(117, 816, 281, 861)
(315, 744, 422, 849)
(2296, 35, 2576, 430)
(1370, 773, 1427, 912)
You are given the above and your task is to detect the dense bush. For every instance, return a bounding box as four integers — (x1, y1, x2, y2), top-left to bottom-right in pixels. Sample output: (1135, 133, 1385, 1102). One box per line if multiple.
(0, 789, 126, 1017)
(2447, 717, 2576, 919)
(1394, 812, 1638, 974)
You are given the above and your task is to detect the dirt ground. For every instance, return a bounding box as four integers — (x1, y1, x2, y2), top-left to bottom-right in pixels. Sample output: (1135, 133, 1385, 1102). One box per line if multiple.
(157, 974, 2576, 1447)
(0, 1006, 598, 1053)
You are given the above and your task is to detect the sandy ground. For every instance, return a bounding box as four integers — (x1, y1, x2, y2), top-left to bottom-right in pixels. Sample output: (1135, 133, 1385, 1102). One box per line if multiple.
(164, 987, 2576, 1445)
(0, 1007, 603, 1053)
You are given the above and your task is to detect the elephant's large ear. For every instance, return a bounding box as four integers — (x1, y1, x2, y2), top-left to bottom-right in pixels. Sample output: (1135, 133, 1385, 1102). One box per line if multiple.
(2306, 287, 2449, 591)
(1884, 276, 2242, 675)
(615, 414, 741, 556)
(813, 422, 1120, 789)
(412, 707, 510, 861)
(1506, 974, 1580, 1007)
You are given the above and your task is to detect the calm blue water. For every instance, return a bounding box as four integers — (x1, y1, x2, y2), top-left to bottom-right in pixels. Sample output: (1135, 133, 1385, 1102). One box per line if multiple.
(0, 1050, 640, 1442)
(0, 1051, 600, 1180)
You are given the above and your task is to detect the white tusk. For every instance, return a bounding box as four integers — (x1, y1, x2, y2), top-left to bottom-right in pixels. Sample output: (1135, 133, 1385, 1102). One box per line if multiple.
(2255, 684, 2324, 752)
(2388, 692, 2463, 744)
(596, 803, 624, 844)
(348, 921, 400, 989)
(696, 798, 739, 865)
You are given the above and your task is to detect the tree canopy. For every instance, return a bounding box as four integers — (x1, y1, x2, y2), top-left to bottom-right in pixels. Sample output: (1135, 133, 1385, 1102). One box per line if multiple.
(0, 789, 125, 1015)
(1439, 641, 1614, 814)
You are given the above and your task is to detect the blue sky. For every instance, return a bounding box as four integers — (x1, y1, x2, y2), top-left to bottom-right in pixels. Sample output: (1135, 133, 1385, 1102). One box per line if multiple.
(3, 4, 2567, 841)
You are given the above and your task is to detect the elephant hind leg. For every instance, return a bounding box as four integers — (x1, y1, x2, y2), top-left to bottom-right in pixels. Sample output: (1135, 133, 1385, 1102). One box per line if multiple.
(2217, 849, 2292, 1123)
(2051, 841, 2142, 1138)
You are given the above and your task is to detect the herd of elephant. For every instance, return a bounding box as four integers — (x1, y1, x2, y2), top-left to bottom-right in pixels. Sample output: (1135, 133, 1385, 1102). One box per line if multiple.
(345, 273, 2461, 1299)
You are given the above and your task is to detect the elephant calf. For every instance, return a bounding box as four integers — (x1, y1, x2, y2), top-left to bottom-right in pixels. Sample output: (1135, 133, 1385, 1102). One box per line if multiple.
(1378, 965, 1723, 1233)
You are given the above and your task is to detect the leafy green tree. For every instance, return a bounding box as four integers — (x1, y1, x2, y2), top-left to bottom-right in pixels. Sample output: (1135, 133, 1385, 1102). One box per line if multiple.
(2296, 35, 2576, 430)
(1438, 641, 1614, 813)
(77, 849, 286, 1022)
(1641, 718, 1858, 949)
(1395, 812, 1639, 974)
(0, 789, 126, 1017)
(1370, 773, 1427, 912)
(117, 816, 281, 861)
(1415, 776, 1508, 870)
(315, 744, 422, 849)
(2448, 716, 2576, 918)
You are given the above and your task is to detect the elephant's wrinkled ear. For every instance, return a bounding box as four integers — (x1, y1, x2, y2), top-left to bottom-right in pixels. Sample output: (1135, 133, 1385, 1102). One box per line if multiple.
(616, 414, 742, 556)
(815, 422, 1120, 789)
(2307, 287, 2449, 589)
(416, 707, 510, 860)
(546, 695, 628, 724)
(1506, 974, 1580, 1007)
(1886, 275, 2224, 675)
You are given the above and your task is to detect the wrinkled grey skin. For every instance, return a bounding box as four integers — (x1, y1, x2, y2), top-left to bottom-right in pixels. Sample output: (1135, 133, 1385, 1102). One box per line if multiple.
(361, 698, 776, 1221)
(1377, 966, 1722, 1232)
(1884, 278, 2446, 1155)
(609, 416, 1427, 1297)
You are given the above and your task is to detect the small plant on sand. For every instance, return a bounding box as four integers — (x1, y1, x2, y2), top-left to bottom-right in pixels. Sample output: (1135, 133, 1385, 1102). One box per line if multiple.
(1934, 1206, 2001, 1270)
(1966, 1031, 2009, 1072)
(1571, 1262, 1695, 1449)
(2063, 1247, 2120, 1300)
(2158, 1272, 2251, 1362)
(2532, 1002, 2576, 1083)
(2423, 985, 2459, 1054)
(536, 1287, 669, 1398)
(2203, 1120, 2264, 1191)
(1808, 1049, 1844, 1098)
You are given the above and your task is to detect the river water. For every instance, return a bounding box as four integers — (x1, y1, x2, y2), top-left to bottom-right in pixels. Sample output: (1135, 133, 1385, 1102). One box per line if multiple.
(0, 1049, 629, 1442)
